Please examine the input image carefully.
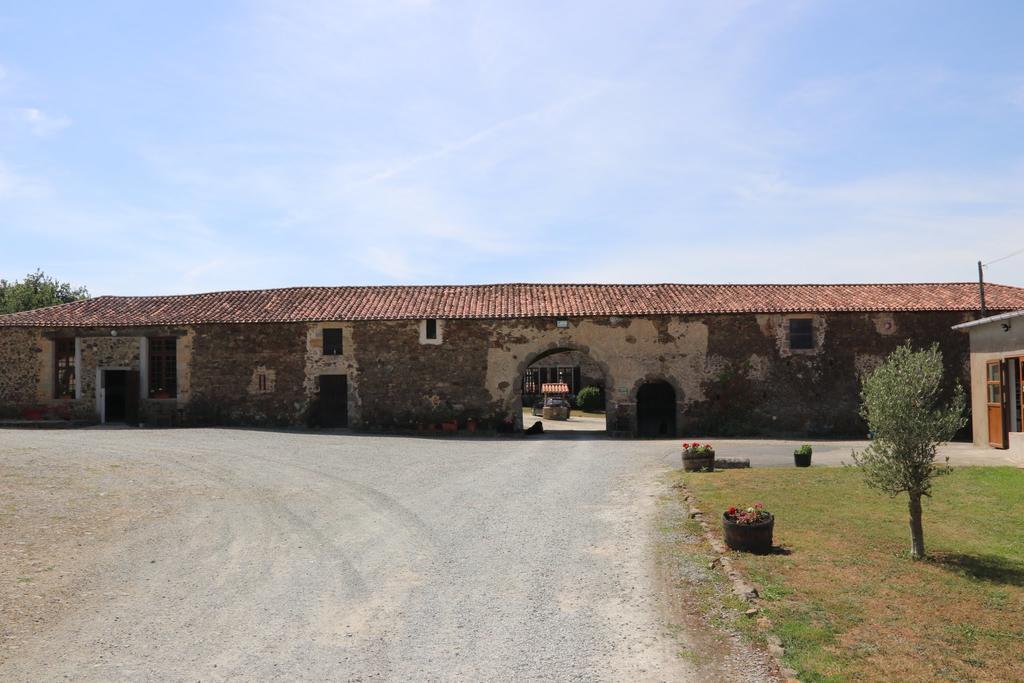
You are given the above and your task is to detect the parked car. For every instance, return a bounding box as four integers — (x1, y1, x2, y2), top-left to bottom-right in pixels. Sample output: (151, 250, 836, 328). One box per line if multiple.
(538, 396, 571, 418)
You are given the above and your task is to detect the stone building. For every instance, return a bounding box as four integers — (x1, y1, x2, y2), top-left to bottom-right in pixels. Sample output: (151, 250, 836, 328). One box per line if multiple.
(3, 282, 1024, 438)
(954, 309, 1024, 457)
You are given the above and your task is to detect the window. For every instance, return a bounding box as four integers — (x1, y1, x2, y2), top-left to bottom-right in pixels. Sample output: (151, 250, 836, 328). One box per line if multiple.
(420, 318, 443, 344)
(149, 337, 177, 398)
(323, 328, 343, 355)
(986, 361, 1002, 405)
(788, 318, 814, 350)
(54, 338, 75, 398)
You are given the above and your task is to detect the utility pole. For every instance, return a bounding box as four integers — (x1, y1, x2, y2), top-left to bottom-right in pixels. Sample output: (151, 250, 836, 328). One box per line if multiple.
(977, 260, 987, 318)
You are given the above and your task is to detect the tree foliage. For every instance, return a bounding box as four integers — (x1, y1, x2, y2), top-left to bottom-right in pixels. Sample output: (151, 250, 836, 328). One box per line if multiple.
(852, 343, 966, 558)
(575, 386, 603, 412)
(0, 270, 89, 314)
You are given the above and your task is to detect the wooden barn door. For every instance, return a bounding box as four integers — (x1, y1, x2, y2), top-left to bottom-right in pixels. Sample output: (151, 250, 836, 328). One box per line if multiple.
(986, 360, 1007, 448)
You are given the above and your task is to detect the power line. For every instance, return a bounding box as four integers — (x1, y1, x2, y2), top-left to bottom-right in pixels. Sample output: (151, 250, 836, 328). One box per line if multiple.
(983, 246, 1024, 267)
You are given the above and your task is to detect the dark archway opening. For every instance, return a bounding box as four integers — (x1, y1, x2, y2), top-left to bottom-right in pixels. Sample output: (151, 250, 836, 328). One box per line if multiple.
(637, 381, 676, 437)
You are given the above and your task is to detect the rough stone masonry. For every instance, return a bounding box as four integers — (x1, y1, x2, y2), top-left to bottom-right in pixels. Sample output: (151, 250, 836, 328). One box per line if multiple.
(2, 282, 1023, 437)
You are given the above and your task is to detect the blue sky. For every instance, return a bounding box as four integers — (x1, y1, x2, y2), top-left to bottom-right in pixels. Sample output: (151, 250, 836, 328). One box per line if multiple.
(1, 1, 1022, 295)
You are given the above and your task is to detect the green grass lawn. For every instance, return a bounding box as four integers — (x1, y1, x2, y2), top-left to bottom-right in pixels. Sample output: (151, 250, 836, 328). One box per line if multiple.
(679, 466, 1024, 682)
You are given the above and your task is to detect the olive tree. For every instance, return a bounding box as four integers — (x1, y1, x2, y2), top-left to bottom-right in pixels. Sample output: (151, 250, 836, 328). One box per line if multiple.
(852, 343, 966, 559)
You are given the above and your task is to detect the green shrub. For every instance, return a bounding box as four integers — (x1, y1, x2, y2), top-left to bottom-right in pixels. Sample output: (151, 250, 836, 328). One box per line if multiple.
(575, 386, 603, 412)
(795, 444, 813, 456)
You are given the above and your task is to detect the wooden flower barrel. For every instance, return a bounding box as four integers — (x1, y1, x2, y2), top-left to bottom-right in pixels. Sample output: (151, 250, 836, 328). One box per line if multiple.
(722, 513, 774, 554)
(682, 449, 715, 472)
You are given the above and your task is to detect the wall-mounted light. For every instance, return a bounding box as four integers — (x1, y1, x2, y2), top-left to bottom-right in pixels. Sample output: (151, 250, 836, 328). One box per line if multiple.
(1002, 322, 1012, 332)
(556, 319, 570, 328)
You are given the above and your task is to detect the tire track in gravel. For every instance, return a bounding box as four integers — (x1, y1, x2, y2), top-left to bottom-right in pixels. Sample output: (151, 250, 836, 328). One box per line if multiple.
(1, 429, 725, 681)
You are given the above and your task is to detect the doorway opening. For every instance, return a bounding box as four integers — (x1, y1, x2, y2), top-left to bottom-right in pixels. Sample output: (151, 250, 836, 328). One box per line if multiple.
(102, 369, 139, 424)
(519, 348, 607, 433)
(989, 357, 1023, 449)
(316, 375, 349, 428)
(636, 381, 676, 438)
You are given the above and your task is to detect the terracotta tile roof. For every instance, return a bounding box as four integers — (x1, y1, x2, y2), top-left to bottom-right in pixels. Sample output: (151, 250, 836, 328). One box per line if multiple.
(1, 282, 1021, 327)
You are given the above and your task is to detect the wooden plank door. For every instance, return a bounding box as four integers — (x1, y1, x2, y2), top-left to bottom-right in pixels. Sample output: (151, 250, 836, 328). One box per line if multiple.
(986, 360, 1007, 448)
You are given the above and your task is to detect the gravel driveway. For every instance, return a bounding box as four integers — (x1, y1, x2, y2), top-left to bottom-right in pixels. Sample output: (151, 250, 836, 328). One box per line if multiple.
(0, 428, 773, 681)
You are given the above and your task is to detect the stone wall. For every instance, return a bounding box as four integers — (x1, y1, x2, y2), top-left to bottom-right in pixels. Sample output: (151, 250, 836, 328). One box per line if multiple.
(187, 323, 309, 426)
(351, 319, 497, 429)
(0, 309, 976, 436)
(682, 311, 972, 436)
(0, 328, 44, 417)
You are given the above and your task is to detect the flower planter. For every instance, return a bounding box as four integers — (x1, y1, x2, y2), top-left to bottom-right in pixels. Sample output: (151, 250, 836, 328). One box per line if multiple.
(440, 420, 458, 432)
(793, 452, 812, 467)
(722, 512, 774, 554)
(465, 418, 477, 433)
(682, 449, 715, 472)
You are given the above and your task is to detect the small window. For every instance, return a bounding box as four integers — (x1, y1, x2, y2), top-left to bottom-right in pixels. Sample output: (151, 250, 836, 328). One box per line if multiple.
(986, 361, 1002, 405)
(788, 318, 814, 350)
(149, 337, 177, 398)
(425, 319, 438, 340)
(323, 328, 343, 355)
(54, 338, 76, 398)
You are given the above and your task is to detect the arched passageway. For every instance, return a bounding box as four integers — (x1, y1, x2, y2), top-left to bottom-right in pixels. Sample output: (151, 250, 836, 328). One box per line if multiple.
(518, 347, 608, 433)
(636, 381, 676, 437)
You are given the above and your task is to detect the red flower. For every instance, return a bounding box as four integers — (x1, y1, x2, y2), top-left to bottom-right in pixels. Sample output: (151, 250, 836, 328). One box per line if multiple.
(727, 506, 737, 515)
(682, 442, 690, 448)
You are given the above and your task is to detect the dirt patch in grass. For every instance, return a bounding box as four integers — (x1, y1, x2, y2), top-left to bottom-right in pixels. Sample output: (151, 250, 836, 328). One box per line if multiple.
(680, 466, 1024, 682)
(654, 478, 782, 681)
(0, 445, 190, 662)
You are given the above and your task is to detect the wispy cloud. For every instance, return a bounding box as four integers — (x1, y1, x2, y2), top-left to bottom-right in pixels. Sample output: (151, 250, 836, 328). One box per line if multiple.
(10, 107, 71, 137)
(1, 1, 1022, 291)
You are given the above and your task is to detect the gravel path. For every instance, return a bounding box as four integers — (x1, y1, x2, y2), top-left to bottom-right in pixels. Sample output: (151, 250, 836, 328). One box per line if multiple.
(0, 428, 771, 681)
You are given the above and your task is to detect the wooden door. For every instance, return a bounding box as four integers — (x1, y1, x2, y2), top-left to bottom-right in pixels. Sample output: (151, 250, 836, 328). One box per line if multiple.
(986, 360, 1007, 448)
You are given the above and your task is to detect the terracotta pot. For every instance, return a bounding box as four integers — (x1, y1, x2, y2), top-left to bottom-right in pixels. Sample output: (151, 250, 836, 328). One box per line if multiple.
(722, 512, 774, 554)
(466, 418, 477, 433)
(441, 420, 458, 432)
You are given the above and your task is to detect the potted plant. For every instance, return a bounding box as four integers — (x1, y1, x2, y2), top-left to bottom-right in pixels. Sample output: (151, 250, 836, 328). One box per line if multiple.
(723, 502, 774, 553)
(465, 417, 478, 433)
(682, 442, 715, 471)
(794, 444, 813, 467)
